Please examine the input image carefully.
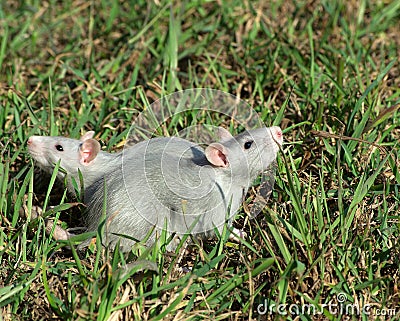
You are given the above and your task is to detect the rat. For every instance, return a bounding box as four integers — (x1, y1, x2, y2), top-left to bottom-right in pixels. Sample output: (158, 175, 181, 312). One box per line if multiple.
(28, 126, 283, 251)
(27, 131, 122, 195)
(84, 126, 283, 251)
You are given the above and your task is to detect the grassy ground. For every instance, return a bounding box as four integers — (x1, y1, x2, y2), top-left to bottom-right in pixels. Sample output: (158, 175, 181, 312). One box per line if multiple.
(1, 0, 400, 320)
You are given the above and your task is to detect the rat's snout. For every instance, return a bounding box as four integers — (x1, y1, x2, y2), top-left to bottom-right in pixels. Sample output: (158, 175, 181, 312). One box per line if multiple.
(27, 137, 34, 145)
(27, 136, 39, 149)
(27, 136, 42, 153)
(270, 126, 283, 146)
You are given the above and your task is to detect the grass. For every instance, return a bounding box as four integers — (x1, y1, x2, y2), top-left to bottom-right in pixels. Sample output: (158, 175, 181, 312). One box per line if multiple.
(1, 0, 400, 320)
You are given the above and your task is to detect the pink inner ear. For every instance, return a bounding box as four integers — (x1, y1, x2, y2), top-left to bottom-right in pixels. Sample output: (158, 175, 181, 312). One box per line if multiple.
(81, 150, 93, 163)
(206, 144, 229, 167)
(80, 139, 100, 165)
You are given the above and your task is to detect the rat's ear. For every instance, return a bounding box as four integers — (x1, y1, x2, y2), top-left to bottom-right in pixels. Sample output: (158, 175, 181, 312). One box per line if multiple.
(217, 127, 233, 142)
(205, 143, 229, 167)
(79, 138, 100, 165)
(80, 131, 95, 142)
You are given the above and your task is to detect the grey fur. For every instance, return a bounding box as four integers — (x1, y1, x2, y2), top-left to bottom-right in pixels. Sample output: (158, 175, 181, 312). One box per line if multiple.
(28, 127, 282, 251)
(84, 127, 282, 251)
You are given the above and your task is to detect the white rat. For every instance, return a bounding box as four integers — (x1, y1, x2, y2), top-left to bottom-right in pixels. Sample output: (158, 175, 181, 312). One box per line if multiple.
(28, 126, 283, 251)
(27, 131, 121, 194)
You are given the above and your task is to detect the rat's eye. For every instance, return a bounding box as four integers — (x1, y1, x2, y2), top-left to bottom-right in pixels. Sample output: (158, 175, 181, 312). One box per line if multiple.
(244, 140, 253, 149)
(55, 144, 64, 151)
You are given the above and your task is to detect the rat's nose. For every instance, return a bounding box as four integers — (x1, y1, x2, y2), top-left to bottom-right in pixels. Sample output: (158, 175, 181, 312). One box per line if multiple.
(271, 126, 283, 145)
(27, 136, 40, 148)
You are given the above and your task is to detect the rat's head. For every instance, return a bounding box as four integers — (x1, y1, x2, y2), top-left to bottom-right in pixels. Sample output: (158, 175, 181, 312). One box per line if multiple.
(205, 126, 283, 183)
(27, 131, 100, 180)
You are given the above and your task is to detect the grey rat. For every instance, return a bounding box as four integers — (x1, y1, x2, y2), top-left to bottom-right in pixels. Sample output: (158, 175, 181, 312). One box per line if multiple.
(84, 126, 283, 251)
(28, 126, 283, 251)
